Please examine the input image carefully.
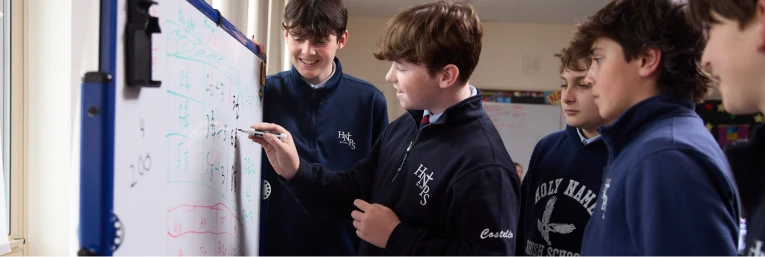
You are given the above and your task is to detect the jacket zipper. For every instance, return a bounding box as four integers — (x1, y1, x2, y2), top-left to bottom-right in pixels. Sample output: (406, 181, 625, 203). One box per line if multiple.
(391, 120, 431, 183)
(309, 89, 317, 148)
(602, 144, 614, 180)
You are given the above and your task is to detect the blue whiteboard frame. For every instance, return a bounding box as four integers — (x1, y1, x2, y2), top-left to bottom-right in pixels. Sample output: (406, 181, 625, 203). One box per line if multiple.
(79, 0, 264, 255)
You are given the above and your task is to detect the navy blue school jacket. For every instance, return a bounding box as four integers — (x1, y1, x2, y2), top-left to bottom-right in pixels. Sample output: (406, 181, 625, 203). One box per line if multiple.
(581, 94, 741, 255)
(724, 123, 765, 256)
(260, 58, 389, 256)
(517, 125, 608, 256)
(279, 95, 520, 255)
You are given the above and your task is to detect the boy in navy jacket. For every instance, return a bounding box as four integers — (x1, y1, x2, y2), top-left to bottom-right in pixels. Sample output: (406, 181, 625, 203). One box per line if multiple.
(566, 0, 741, 255)
(250, 1, 519, 255)
(517, 48, 608, 256)
(255, 0, 388, 255)
(687, 0, 765, 254)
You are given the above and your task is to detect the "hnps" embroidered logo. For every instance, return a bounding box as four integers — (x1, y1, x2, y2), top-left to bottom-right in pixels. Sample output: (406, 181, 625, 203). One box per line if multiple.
(338, 131, 356, 150)
(413, 164, 434, 205)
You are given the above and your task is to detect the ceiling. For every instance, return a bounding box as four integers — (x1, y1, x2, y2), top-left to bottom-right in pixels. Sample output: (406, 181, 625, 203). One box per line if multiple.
(344, 0, 610, 24)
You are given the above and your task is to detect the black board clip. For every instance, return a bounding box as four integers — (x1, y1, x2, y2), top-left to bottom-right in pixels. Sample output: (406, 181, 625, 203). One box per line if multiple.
(125, 0, 161, 87)
(214, 8, 223, 26)
(77, 248, 98, 256)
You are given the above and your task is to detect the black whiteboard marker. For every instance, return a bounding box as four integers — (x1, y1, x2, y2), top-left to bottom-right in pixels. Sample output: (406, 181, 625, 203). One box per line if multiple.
(237, 128, 287, 140)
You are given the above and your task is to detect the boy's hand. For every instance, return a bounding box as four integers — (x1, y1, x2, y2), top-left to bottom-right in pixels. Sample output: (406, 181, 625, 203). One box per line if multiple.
(250, 35, 266, 55)
(249, 123, 299, 180)
(351, 199, 401, 249)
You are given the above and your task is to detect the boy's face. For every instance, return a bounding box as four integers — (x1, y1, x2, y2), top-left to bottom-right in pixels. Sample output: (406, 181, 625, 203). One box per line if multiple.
(385, 61, 440, 111)
(702, 11, 765, 114)
(285, 29, 348, 84)
(561, 68, 605, 130)
(584, 38, 643, 123)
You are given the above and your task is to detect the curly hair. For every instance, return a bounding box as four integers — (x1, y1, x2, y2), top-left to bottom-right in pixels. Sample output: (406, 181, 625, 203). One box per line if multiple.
(567, 0, 712, 102)
(559, 47, 589, 74)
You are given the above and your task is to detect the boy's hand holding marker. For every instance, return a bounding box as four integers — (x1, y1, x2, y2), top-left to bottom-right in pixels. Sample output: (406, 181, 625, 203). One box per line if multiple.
(248, 123, 300, 180)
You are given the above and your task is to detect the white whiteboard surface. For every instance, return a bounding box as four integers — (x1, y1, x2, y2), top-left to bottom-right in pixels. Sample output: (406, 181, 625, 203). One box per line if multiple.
(112, 0, 262, 255)
(483, 102, 566, 178)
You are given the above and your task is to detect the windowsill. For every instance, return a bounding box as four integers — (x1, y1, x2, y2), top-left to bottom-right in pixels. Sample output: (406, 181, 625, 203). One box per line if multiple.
(0, 239, 23, 256)
(7, 239, 21, 250)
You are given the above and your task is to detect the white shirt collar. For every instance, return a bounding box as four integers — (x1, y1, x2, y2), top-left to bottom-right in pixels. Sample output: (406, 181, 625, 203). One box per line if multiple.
(306, 61, 336, 89)
(424, 85, 478, 123)
(577, 128, 602, 145)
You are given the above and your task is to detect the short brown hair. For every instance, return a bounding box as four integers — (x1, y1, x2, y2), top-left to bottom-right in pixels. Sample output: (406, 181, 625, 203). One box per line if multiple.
(559, 47, 589, 74)
(373, 1, 482, 83)
(282, 0, 348, 41)
(568, 0, 711, 102)
(687, 0, 758, 31)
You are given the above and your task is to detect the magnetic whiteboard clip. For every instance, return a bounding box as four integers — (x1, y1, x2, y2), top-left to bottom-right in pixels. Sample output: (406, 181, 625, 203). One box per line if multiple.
(125, 0, 162, 87)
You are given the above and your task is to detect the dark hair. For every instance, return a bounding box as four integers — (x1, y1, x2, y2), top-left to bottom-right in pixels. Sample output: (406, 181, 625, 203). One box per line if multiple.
(373, 1, 482, 83)
(687, 0, 758, 31)
(568, 0, 711, 102)
(559, 47, 589, 74)
(282, 0, 348, 41)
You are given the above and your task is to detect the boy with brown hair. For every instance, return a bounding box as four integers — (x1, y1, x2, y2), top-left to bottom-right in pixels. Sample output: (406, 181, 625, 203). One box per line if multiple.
(257, 0, 388, 255)
(687, 0, 765, 254)
(250, 1, 519, 255)
(516, 47, 608, 256)
(567, 0, 740, 255)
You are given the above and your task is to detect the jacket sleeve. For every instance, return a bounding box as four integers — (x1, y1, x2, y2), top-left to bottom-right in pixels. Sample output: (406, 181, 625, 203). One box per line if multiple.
(516, 175, 529, 256)
(371, 92, 389, 145)
(625, 149, 740, 255)
(278, 129, 387, 221)
(385, 164, 520, 255)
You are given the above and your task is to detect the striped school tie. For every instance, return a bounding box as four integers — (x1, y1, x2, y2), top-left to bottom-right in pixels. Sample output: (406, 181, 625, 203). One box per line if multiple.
(419, 114, 430, 130)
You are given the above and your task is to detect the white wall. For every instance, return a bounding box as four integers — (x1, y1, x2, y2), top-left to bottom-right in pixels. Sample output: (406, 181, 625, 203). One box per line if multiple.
(336, 16, 577, 119)
(27, 0, 98, 255)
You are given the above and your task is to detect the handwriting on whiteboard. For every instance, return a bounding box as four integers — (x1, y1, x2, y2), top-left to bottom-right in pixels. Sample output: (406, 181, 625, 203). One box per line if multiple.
(131, 117, 153, 188)
(484, 103, 527, 133)
(166, 203, 242, 256)
(152, 5, 262, 255)
(129, 152, 152, 188)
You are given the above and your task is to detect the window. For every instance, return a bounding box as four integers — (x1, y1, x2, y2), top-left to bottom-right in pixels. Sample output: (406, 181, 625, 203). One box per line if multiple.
(1, 0, 10, 235)
(5, 0, 24, 254)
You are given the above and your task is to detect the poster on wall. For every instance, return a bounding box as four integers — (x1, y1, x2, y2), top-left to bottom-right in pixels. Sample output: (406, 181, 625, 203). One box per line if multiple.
(481, 89, 561, 105)
(480, 93, 764, 149)
(695, 100, 763, 148)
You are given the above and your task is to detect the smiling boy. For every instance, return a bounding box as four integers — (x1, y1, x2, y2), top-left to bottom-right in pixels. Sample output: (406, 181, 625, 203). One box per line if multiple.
(258, 0, 389, 255)
(687, 0, 765, 254)
(250, 1, 519, 255)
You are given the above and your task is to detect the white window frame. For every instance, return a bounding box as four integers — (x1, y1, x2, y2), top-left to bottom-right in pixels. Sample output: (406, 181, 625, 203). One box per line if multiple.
(6, 0, 25, 254)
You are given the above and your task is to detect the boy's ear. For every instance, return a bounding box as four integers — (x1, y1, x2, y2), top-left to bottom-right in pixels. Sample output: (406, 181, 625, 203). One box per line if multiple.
(284, 28, 290, 39)
(337, 30, 349, 50)
(637, 46, 661, 78)
(756, 0, 765, 52)
(438, 64, 460, 89)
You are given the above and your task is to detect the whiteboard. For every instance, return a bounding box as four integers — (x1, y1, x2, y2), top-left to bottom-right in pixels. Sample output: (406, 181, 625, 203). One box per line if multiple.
(483, 102, 566, 177)
(103, 0, 262, 255)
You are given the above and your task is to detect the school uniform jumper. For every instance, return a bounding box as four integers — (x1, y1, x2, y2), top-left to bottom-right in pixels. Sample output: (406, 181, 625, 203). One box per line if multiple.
(260, 58, 389, 256)
(517, 125, 608, 256)
(581, 94, 741, 255)
(724, 123, 765, 256)
(279, 94, 521, 255)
